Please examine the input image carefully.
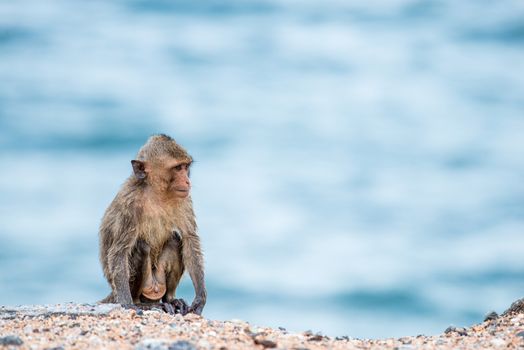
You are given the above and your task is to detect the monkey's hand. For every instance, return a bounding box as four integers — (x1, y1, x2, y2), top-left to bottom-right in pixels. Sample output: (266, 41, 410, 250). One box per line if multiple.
(189, 295, 206, 315)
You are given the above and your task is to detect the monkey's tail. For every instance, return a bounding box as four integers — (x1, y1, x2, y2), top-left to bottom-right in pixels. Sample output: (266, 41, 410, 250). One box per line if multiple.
(98, 292, 115, 303)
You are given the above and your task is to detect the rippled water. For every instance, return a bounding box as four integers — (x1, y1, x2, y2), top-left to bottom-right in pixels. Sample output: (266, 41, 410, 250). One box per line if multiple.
(1, 0, 523, 339)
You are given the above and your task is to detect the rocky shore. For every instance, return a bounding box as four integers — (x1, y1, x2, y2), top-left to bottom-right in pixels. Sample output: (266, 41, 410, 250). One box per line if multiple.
(1, 300, 524, 349)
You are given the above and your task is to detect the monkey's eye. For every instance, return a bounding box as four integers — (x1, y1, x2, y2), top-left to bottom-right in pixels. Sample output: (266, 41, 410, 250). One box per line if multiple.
(174, 164, 183, 171)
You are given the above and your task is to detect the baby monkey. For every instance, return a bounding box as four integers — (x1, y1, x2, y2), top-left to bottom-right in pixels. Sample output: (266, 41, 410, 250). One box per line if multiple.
(99, 134, 206, 315)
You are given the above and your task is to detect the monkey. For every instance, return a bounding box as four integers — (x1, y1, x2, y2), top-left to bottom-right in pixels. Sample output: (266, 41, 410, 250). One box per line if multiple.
(98, 134, 206, 315)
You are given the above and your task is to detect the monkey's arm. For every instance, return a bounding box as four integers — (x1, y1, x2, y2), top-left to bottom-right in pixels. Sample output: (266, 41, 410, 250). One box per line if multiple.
(182, 231, 207, 315)
(107, 226, 138, 305)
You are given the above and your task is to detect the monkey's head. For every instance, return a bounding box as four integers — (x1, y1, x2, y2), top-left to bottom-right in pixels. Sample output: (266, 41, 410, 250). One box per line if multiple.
(131, 134, 193, 199)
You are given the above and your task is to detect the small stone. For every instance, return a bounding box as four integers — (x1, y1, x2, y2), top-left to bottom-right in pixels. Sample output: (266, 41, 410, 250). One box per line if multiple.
(168, 340, 197, 350)
(444, 326, 467, 336)
(308, 334, 324, 341)
(198, 339, 211, 349)
(457, 327, 467, 336)
(253, 339, 277, 348)
(398, 337, 411, 344)
(184, 314, 201, 322)
(135, 338, 167, 350)
(484, 311, 498, 322)
(491, 338, 505, 347)
(444, 326, 455, 334)
(24, 325, 33, 334)
(0, 335, 24, 346)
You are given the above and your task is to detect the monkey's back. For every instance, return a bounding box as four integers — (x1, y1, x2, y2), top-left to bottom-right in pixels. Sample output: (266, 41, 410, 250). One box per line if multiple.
(99, 178, 145, 281)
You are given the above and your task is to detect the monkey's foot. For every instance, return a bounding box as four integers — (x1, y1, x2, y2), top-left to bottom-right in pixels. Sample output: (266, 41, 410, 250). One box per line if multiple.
(160, 302, 176, 315)
(168, 298, 190, 315)
(141, 283, 167, 301)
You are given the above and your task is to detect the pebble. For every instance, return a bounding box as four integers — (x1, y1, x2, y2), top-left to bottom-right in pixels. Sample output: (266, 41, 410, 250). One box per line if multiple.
(0, 335, 23, 346)
(169, 340, 198, 350)
(398, 345, 413, 350)
(253, 338, 277, 348)
(135, 339, 164, 350)
(484, 311, 498, 321)
(398, 337, 411, 344)
(135, 339, 197, 350)
(197, 339, 211, 349)
(444, 326, 467, 336)
(308, 334, 324, 341)
(490, 338, 506, 347)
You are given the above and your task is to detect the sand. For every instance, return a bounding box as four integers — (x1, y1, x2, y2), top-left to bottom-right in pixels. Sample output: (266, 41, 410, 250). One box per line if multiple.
(1, 300, 524, 349)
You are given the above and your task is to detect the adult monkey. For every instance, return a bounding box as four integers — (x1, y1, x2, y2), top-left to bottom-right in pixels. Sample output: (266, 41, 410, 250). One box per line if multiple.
(99, 134, 206, 315)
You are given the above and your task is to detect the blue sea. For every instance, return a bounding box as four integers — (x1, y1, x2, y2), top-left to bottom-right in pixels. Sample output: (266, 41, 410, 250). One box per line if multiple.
(1, 0, 523, 339)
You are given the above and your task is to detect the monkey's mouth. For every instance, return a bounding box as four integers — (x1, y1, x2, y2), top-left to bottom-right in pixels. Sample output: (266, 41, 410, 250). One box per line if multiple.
(175, 189, 190, 195)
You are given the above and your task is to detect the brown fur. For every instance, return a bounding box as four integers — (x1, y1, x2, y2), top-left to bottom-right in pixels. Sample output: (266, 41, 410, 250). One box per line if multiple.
(99, 134, 206, 314)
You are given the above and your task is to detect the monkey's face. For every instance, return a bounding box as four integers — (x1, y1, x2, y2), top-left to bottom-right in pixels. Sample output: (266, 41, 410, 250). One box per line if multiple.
(164, 159, 192, 198)
(132, 151, 193, 199)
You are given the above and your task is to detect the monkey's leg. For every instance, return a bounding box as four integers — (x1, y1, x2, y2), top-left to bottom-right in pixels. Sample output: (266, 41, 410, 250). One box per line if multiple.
(161, 235, 189, 314)
(164, 267, 188, 315)
(130, 240, 148, 303)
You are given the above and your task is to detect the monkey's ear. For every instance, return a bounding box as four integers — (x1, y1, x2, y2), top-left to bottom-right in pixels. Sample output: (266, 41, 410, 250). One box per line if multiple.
(131, 160, 147, 180)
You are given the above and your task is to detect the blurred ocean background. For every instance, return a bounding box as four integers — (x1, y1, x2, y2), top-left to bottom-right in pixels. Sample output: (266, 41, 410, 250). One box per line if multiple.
(1, 0, 524, 339)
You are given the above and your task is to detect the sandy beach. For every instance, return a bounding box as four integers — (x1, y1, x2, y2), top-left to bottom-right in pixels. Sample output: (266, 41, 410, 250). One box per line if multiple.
(1, 300, 523, 349)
